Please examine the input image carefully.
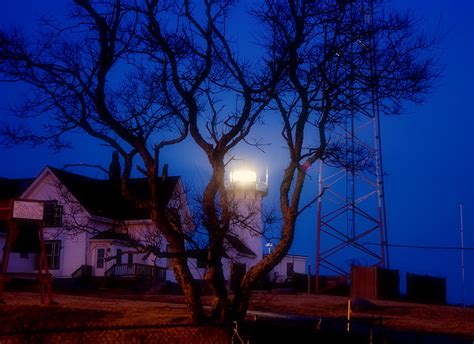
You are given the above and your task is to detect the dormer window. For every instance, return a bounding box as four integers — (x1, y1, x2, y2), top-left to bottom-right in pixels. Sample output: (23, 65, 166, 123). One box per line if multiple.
(43, 201, 63, 227)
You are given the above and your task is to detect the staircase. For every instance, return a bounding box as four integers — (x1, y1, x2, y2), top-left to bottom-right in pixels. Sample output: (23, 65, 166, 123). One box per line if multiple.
(71, 265, 92, 279)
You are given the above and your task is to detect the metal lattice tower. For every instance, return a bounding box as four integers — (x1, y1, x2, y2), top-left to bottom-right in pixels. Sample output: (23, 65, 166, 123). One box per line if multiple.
(315, 0, 389, 291)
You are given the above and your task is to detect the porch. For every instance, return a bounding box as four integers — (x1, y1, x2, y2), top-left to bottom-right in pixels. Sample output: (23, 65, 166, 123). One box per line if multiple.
(104, 264, 166, 281)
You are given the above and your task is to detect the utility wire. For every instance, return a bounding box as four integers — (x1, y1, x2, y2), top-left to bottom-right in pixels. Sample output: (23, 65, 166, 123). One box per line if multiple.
(362, 242, 474, 251)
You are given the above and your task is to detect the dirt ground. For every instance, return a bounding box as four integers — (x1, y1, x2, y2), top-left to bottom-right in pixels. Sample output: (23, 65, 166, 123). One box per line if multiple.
(248, 292, 474, 337)
(0, 292, 190, 334)
(1, 291, 474, 338)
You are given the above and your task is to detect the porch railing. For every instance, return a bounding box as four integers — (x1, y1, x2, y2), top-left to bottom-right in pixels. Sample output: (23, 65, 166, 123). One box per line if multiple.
(105, 263, 166, 281)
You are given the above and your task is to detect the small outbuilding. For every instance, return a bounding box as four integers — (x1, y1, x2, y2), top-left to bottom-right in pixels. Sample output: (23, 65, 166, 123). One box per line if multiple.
(350, 266, 400, 300)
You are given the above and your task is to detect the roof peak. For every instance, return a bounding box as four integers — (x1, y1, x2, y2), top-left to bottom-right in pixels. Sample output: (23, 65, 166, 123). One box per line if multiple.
(46, 166, 179, 182)
(44, 166, 180, 221)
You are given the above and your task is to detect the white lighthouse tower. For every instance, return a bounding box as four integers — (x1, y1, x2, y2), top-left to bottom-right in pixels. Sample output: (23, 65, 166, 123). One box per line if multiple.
(224, 167, 268, 282)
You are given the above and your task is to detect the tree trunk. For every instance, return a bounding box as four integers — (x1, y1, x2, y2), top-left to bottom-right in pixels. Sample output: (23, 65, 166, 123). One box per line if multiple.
(231, 283, 252, 321)
(172, 254, 207, 323)
(202, 159, 232, 321)
(148, 175, 206, 323)
(205, 263, 229, 320)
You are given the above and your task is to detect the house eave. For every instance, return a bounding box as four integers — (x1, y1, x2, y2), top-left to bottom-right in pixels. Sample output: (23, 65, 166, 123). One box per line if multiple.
(20, 166, 92, 218)
(89, 215, 115, 224)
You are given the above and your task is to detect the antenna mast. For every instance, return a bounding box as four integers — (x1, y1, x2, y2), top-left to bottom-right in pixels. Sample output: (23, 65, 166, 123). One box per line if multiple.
(315, 0, 389, 291)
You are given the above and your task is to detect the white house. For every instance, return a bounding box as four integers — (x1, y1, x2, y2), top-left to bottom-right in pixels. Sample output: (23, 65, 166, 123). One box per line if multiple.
(0, 166, 182, 283)
(267, 254, 308, 283)
(0, 162, 306, 289)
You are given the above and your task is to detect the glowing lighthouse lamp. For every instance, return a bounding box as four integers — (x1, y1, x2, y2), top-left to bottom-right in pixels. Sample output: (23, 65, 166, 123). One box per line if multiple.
(226, 167, 268, 194)
(229, 169, 257, 184)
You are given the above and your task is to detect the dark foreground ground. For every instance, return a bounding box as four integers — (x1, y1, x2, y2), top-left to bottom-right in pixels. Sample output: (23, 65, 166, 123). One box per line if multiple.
(0, 291, 473, 343)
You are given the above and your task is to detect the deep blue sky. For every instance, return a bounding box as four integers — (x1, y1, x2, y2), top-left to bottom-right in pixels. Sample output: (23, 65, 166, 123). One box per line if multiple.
(0, 1, 473, 304)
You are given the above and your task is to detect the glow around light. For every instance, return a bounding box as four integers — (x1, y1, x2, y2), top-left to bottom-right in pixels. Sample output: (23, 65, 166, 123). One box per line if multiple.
(230, 169, 257, 184)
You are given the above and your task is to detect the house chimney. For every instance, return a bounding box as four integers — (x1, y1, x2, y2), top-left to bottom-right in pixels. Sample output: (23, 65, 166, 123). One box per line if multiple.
(109, 151, 121, 184)
(161, 163, 168, 181)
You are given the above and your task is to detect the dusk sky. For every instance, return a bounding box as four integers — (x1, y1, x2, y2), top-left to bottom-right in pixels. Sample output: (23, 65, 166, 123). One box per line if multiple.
(0, 0, 473, 305)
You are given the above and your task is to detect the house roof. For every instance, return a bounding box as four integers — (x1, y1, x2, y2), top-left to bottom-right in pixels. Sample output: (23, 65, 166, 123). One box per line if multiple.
(47, 167, 179, 221)
(90, 229, 132, 241)
(0, 177, 34, 200)
(225, 233, 257, 258)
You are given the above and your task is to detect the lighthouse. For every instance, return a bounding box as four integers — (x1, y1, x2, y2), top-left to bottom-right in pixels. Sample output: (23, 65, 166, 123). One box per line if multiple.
(224, 168, 268, 270)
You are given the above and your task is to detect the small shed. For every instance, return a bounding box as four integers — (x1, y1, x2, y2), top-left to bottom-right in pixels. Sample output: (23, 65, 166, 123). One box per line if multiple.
(350, 266, 400, 300)
(406, 273, 446, 305)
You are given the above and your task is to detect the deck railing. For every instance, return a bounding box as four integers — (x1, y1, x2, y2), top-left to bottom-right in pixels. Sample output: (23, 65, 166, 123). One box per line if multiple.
(105, 264, 166, 281)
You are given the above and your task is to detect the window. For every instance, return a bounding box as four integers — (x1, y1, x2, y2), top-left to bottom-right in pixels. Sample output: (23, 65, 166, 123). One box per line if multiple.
(116, 249, 122, 264)
(43, 201, 63, 227)
(286, 262, 294, 277)
(96, 248, 105, 268)
(37, 240, 61, 270)
(127, 253, 133, 266)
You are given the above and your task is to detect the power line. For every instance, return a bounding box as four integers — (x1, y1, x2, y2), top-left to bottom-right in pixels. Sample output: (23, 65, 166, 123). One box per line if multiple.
(362, 242, 474, 251)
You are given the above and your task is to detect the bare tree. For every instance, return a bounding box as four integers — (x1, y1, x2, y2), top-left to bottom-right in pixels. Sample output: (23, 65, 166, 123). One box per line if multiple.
(0, 0, 280, 322)
(0, 0, 438, 323)
(226, 0, 439, 319)
(0, 0, 210, 322)
(140, 0, 285, 321)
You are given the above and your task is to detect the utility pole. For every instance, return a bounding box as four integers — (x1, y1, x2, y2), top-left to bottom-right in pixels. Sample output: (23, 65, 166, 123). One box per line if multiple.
(460, 203, 465, 307)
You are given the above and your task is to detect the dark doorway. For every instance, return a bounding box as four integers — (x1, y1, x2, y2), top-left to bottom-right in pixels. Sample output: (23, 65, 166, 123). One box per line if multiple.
(231, 262, 246, 291)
